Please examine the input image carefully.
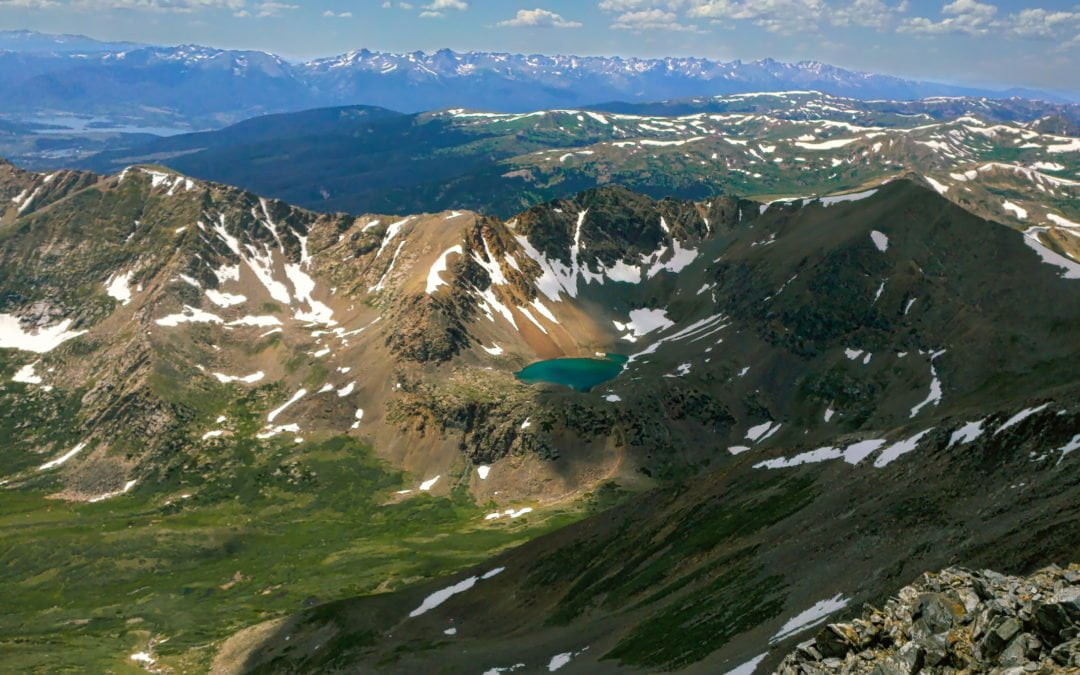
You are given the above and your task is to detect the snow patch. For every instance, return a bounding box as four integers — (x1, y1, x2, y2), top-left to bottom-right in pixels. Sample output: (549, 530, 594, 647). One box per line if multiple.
(873, 428, 935, 468)
(754, 446, 841, 469)
(228, 315, 281, 327)
(427, 245, 463, 294)
(771, 594, 850, 642)
(1002, 201, 1028, 220)
(213, 371, 265, 384)
(485, 507, 533, 520)
(948, 420, 985, 447)
(88, 479, 137, 503)
(796, 138, 859, 150)
(910, 350, 946, 418)
(1058, 434, 1080, 463)
(155, 306, 223, 327)
(995, 403, 1051, 435)
(870, 230, 889, 252)
(105, 271, 134, 305)
(924, 176, 949, 195)
(725, 653, 768, 675)
(843, 439, 887, 465)
(820, 188, 877, 206)
(1022, 232, 1080, 279)
(0, 315, 86, 353)
(420, 476, 440, 491)
(267, 389, 307, 423)
(746, 421, 782, 443)
(205, 289, 247, 307)
(13, 362, 43, 385)
(613, 308, 674, 342)
(256, 423, 300, 439)
(408, 567, 504, 618)
(39, 442, 88, 470)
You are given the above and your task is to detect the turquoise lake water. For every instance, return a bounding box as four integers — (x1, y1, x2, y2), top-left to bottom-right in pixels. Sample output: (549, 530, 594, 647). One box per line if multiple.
(515, 353, 628, 392)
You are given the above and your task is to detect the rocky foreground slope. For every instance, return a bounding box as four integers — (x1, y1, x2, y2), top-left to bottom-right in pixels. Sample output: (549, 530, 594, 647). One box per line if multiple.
(778, 565, 1080, 673)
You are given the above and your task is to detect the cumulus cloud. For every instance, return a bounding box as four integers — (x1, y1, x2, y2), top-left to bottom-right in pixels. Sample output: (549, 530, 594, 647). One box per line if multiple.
(831, 0, 909, 29)
(1005, 7, 1080, 39)
(419, 0, 466, 17)
(898, 0, 1079, 46)
(687, 0, 827, 35)
(246, 0, 294, 17)
(498, 8, 582, 28)
(899, 0, 997, 35)
(612, 8, 699, 31)
(596, 0, 1077, 44)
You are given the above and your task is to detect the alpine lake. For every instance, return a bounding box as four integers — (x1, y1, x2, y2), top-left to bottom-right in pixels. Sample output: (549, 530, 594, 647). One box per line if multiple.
(515, 353, 628, 392)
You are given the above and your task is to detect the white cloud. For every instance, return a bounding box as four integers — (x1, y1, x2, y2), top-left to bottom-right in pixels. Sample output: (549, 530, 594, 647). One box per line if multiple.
(600, 0, 908, 33)
(687, 0, 827, 34)
(612, 8, 698, 31)
(247, 0, 294, 17)
(424, 0, 466, 10)
(897, 0, 1079, 45)
(899, 0, 997, 35)
(323, 9, 352, 18)
(498, 8, 582, 28)
(1006, 7, 1080, 38)
(831, 0, 908, 29)
(417, 0, 466, 17)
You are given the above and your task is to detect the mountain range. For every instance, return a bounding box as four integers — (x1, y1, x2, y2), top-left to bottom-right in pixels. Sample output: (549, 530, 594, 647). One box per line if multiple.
(1, 27, 1079, 675)
(0, 29, 143, 53)
(1, 153, 1078, 671)
(0, 29, 1072, 131)
(62, 92, 1080, 258)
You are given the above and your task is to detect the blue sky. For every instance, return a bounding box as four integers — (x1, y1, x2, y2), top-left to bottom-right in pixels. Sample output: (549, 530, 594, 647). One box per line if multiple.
(1, 0, 1078, 94)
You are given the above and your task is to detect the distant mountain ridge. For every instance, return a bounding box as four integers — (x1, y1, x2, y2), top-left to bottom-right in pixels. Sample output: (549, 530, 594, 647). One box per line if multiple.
(0, 29, 144, 53)
(68, 93, 1080, 255)
(0, 30, 1072, 130)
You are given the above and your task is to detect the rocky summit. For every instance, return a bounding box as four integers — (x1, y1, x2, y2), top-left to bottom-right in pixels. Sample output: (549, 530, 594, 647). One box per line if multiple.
(778, 565, 1080, 674)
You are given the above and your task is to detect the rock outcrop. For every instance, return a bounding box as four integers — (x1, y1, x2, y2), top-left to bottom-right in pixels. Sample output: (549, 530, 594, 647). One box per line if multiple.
(778, 565, 1080, 674)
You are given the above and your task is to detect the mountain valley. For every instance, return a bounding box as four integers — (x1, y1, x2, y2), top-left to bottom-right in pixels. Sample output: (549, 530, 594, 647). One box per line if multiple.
(1, 150, 1078, 671)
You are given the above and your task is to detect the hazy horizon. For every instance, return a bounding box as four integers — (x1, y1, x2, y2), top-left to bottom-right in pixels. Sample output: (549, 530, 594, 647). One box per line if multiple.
(0, 1, 1077, 97)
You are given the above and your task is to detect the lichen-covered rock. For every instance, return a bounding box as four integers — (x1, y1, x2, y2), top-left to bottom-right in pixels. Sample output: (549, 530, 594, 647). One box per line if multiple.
(777, 564, 1080, 674)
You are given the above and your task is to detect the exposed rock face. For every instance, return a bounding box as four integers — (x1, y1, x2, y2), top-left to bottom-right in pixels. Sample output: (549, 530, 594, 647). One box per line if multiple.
(778, 564, 1080, 674)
